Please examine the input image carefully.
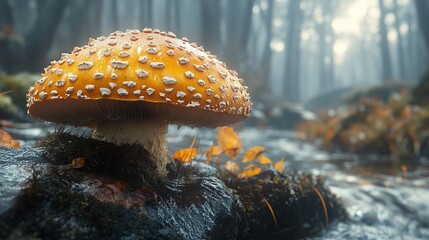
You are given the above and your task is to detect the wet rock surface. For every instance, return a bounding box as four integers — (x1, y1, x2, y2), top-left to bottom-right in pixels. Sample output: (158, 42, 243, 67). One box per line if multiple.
(0, 147, 44, 214)
(0, 148, 244, 239)
(0, 132, 344, 239)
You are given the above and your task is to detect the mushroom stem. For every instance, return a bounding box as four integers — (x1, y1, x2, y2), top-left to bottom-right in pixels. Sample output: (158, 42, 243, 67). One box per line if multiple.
(92, 119, 169, 176)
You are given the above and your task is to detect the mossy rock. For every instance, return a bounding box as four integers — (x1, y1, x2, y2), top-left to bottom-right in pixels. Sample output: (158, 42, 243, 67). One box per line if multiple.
(0, 131, 346, 239)
(0, 72, 38, 110)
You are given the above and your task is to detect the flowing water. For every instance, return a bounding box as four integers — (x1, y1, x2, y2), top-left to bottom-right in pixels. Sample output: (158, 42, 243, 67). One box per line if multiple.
(5, 124, 429, 239)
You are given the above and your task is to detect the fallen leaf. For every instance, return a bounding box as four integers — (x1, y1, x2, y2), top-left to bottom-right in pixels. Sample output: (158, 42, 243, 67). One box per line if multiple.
(263, 198, 278, 228)
(0, 129, 20, 148)
(205, 145, 223, 163)
(274, 158, 285, 172)
(71, 157, 85, 169)
(217, 127, 242, 159)
(258, 154, 272, 164)
(312, 186, 329, 227)
(223, 160, 240, 172)
(237, 164, 261, 179)
(173, 148, 197, 163)
(242, 146, 265, 162)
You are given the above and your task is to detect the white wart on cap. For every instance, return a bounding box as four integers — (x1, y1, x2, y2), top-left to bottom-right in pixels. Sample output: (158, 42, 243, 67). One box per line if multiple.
(26, 29, 252, 177)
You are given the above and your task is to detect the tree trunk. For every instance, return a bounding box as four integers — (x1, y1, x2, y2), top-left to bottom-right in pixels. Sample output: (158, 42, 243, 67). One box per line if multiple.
(166, 0, 172, 30)
(378, 0, 393, 81)
(200, 0, 221, 54)
(224, 0, 255, 69)
(284, 0, 302, 102)
(239, 0, 255, 62)
(174, 0, 181, 36)
(414, 0, 429, 53)
(0, 0, 17, 72)
(0, 0, 13, 29)
(139, 0, 153, 28)
(406, 7, 418, 79)
(258, 0, 274, 96)
(393, 0, 406, 79)
(110, 0, 119, 30)
(0, 0, 69, 73)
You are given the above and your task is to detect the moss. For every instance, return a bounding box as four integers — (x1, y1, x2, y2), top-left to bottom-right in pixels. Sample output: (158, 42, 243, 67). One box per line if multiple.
(38, 129, 163, 187)
(0, 72, 38, 110)
(0, 167, 176, 240)
(219, 170, 346, 239)
(6, 130, 345, 239)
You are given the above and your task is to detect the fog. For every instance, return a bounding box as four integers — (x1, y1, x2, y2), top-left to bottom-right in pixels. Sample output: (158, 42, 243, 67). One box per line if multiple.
(1, 0, 428, 103)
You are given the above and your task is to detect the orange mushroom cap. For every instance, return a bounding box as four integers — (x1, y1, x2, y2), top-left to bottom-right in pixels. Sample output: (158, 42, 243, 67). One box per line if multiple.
(26, 29, 252, 128)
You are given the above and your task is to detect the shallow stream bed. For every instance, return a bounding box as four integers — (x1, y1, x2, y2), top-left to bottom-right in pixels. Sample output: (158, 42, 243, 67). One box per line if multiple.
(4, 124, 429, 239)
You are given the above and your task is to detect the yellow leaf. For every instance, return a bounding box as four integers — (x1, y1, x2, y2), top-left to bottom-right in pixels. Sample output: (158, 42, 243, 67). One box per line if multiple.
(217, 127, 242, 159)
(223, 160, 240, 172)
(205, 145, 223, 163)
(173, 148, 197, 163)
(274, 158, 285, 172)
(258, 154, 272, 164)
(237, 164, 262, 179)
(242, 146, 265, 162)
(71, 157, 85, 169)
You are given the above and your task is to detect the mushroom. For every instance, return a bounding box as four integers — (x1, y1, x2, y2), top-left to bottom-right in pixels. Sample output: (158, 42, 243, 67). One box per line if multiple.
(26, 29, 252, 176)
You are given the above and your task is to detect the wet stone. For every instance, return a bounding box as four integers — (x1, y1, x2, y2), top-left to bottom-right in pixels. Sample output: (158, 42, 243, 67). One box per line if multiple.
(0, 132, 344, 239)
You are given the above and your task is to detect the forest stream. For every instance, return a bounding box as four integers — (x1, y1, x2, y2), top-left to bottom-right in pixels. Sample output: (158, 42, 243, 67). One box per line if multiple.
(4, 123, 429, 239)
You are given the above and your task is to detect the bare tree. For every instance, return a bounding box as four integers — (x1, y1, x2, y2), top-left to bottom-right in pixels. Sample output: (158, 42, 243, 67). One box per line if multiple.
(284, 0, 303, 102)
(200, 0, 221, 54)
(0, 0, 68, 73)
(224, 0, 255, 69)
(139, 0, 152, 28)
(414, 0, 429, 53)
(316, 0, 335, 91)
(254, 0, 274, 97)
(393, 0, 406, 79)
(110, 0, 119, 30)
(378, 0, 393, 81)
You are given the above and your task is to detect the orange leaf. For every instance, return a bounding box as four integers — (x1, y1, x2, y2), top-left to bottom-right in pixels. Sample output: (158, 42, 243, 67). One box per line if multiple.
(237, 164, 262, 179)
(263, 198, 278, 228)
(274, 158, 285, 172)
(223, 160, 240, 172)
(210, 145, 223, 156)
(0, 129, 20, 148)
(205, 145, 223, 163)
(173, 148, 197, 163)
(258, 154, 272, 165)
(71, 157, 85, 169)
(217, 127, 242, 159)
(242, 146, 265, 162)
(312, 186, 329, 227)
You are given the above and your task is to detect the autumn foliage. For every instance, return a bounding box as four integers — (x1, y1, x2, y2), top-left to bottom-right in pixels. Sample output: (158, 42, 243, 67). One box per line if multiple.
(173, 127, 286, 178)
(296, 93, 429, 156)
